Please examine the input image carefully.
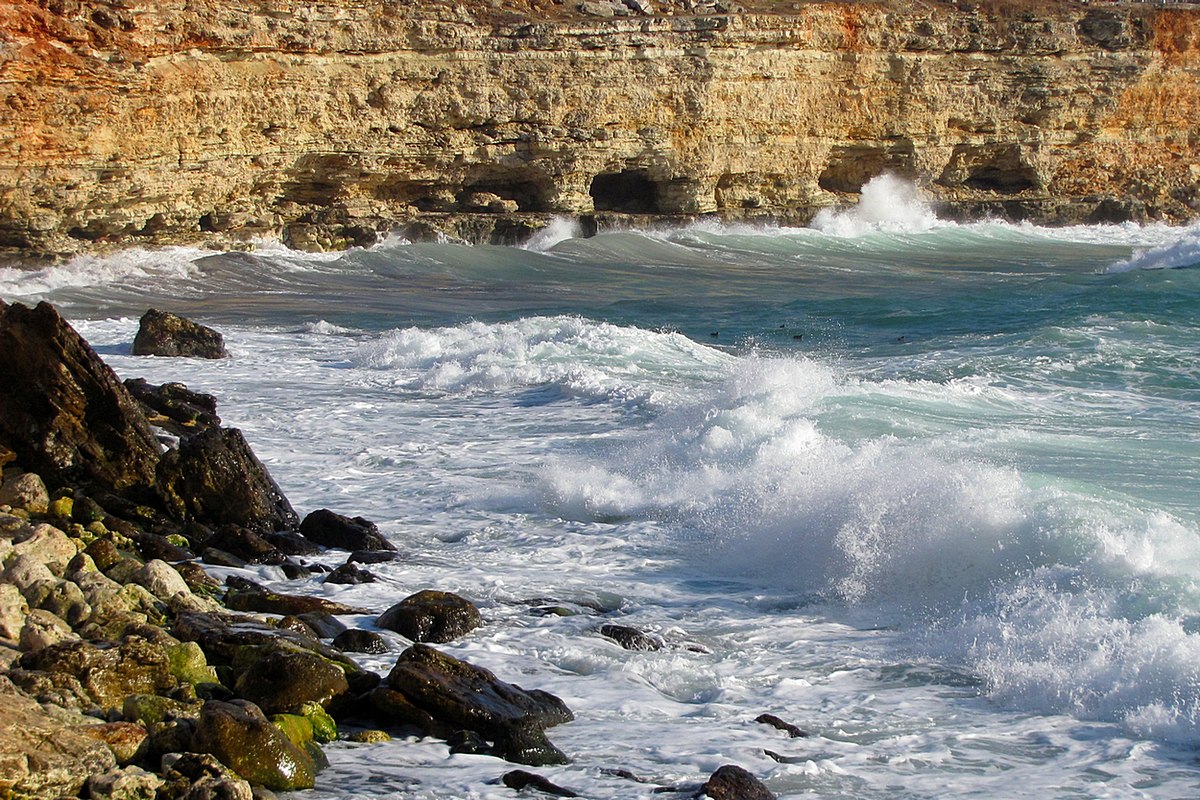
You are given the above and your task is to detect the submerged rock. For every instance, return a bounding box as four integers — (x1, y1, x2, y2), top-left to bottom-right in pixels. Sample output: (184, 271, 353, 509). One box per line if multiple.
(377, 643, 572, 766)
(698, 765, 775, 800)
(376, 589, 482, 643)
(132, 309, 228, 359)
(502, 770, 579, 797)
(598, 623, 662, 651)
(299, 509, 394, 552)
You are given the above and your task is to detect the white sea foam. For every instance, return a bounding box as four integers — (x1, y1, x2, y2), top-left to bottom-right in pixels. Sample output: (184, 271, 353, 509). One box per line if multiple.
(1107, 226, 1200, 272)
(0, 245, 206, 299)
(349, 315, 731, 404)
(810, 174, 944, 236)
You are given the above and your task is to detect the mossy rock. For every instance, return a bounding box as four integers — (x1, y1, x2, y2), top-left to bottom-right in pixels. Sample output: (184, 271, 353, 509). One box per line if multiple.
(123, 693, 201, 727)
(192, 700, 316, 791)
(49, 496, 74, 520)
(166, 641, 218, 686)
(346, 729, 391, 744)
(299, 701, 337, 744)
(271, 713, 315, 749)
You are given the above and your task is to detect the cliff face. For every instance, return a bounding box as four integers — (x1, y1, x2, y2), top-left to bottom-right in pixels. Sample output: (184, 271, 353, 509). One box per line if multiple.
(1, 0, 1198, 256)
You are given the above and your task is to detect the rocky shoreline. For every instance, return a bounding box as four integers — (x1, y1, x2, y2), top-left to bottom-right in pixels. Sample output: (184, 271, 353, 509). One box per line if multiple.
(0, 300, 783, 798)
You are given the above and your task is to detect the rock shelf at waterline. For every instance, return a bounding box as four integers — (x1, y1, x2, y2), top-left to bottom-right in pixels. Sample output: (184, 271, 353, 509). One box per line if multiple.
(0, 300, 774, 799)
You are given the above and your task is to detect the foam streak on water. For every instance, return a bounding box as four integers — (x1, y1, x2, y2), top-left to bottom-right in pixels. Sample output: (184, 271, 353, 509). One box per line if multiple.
(6, 187, 1200, 798)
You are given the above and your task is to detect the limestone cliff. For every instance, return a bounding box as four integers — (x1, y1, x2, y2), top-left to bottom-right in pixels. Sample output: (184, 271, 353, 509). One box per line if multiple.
(1, 0, 1198, 257)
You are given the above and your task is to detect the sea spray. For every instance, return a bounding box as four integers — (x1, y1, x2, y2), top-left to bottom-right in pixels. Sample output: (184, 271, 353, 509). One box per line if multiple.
(811, 174, 943, 235)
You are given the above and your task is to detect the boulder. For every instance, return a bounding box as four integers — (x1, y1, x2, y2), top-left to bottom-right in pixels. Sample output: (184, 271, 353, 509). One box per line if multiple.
(332, 629, 388, 654)
(698, 765, 775, 800)
(324, 562, 377, 584)
(0, 583, 29, 639)
(79, 721, 149, 765)
(19, 608, 79, 652)
(376, 589, 482, 643)
(132, 309, 227, 359)
(191, 700, 316, 791)
(15, 635, 182, 713)
(224, 583, 367, 617)
(4, 553, 57, 597)
(12, 523, 79, 575)
(378, 643, 572, 766)
(159, 752, 254, 800)
(124, 378, 221, 436)
(0, 676, 118, 799)
(0, 472, 49, 514)
(37, 579, 91, 626)
(88, 766, 165, 800)
(0, 301, 163, 496)
(134, 559, 192, 601)
(232, 643, 350, 714)
(155, 427, 298, 532)
(298, 509, 394, 552)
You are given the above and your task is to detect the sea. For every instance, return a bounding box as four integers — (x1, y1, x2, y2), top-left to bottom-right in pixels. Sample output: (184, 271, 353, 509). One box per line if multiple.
(3, 175, 1200, 799)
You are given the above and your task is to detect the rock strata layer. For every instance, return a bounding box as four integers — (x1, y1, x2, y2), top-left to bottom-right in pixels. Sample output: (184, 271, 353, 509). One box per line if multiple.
(1, 0, 1198, 258)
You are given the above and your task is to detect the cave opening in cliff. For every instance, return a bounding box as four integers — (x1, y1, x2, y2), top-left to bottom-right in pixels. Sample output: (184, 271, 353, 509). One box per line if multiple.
(590, 170, 660, 213)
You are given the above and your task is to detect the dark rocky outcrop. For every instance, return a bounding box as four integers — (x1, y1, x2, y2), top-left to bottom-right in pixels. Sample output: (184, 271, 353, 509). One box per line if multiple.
(155, 427, 299, 533)
(132, 309, 228, 359)
(0, 301, 162, 497)
(191, 700, 316, 791)
(124, 379, 221, 437)
(374, 643, 572, 766)
(223, 580, 367, 617)
(332, 629, 389, 655)
(324, 562, 377, 585)
(231, 644, 350, 715)
(376, 589, 483, 644)
(697, 765, 775, 800)
(299, 509, 394, 552)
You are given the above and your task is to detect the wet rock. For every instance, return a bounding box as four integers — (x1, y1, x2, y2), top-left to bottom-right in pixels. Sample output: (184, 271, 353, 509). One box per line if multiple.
(0, 583, 29, 639)
(376, 589, 482, 643)
(124, 378, 222, 437)
(206, 525, 285, 564)
(598, 623, 662, 651)
(697, 765, 775, 800)
(264, 529, 321, 556)
(191, 699, 316, 791)
(79, 720, 149, 765)
(85, 537, 125, 572)
(0, 472, 49, 514)
(0, 675, 118, 798)
(0, 301, 163, 496)
(333, 628, 389, 654)
(348, 549, 401, 564)
(132, 309, 228, 359)
(324, 562, 377, 585)
(754, 712, 808, 738)
(123, 692, 202, 727)
(174, 561, 222, 595)
(295, 611, 347, 638)
(502, 770, 579, 797)
(224, 582, 368, 616)
(155, 428, 299, 532)
(346, 729, 391, 744)
(232, 643, 350, 714)
(379, 643, 572, 766)
(299, 509, 394, 552)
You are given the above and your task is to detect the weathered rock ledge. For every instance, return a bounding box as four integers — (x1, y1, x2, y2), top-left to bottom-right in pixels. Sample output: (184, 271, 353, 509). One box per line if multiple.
(1, 0, 1198, 258)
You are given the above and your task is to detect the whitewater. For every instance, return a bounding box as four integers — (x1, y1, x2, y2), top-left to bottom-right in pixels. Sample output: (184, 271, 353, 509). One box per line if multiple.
(3, 177, 1200, 798)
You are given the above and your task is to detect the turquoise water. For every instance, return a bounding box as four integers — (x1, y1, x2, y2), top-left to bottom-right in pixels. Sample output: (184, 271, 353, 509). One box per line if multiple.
(4, 184, 1200, 798)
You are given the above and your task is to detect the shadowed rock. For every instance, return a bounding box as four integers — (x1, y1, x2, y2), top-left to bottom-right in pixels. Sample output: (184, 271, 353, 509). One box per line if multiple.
(155, 427, 298, 532)
(232, 643, 350, 715)
(299, 509, 394, 552)
(376, 589, 482, 643)
(124, 379, 221, 437)
(377, 643, 572, 766)
(331, 629, 388, 655)
(132, 309, 227, 359)
(0, 301, 161, 496)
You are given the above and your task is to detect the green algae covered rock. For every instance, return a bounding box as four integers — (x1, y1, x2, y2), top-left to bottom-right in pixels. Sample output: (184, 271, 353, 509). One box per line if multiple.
(192, 700, 316, 791)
